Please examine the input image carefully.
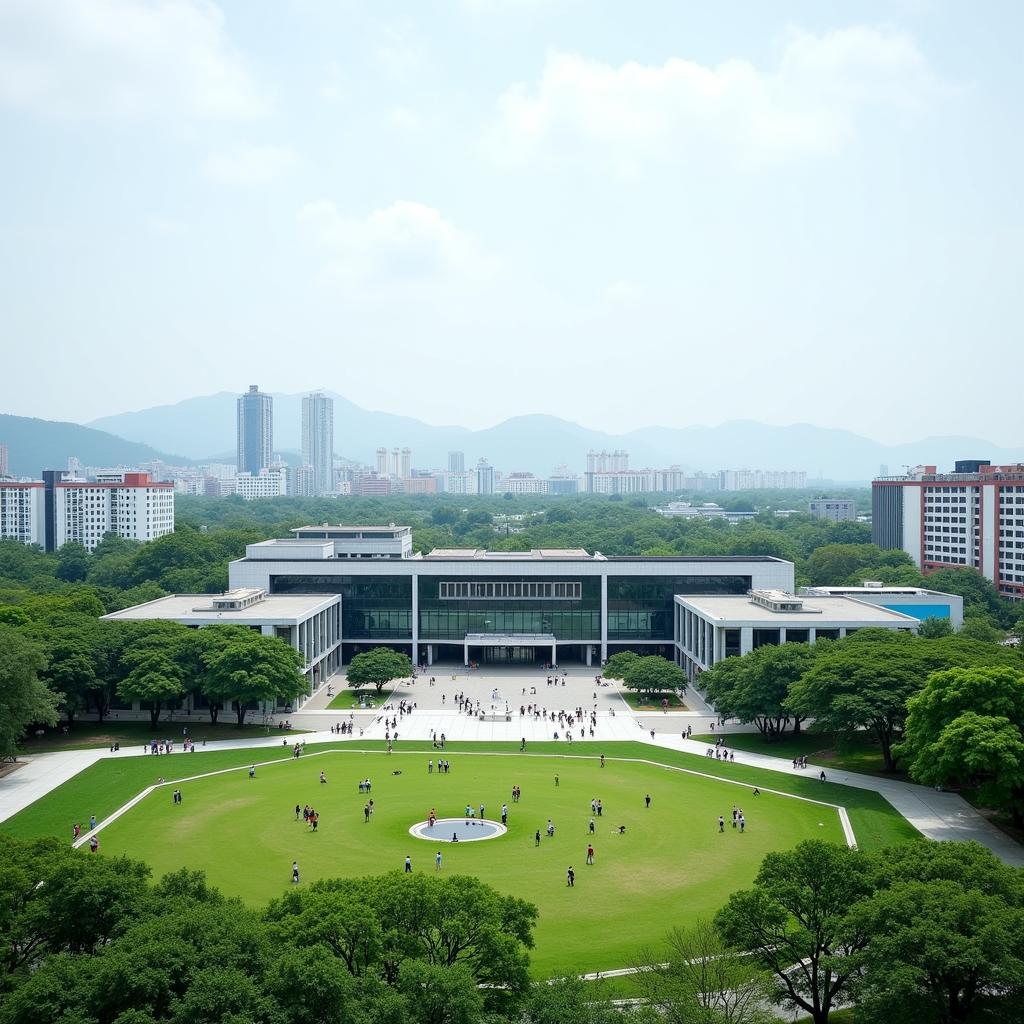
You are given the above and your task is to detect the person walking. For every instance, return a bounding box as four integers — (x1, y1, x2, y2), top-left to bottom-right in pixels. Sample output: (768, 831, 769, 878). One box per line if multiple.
(535, 829, 541, 847)
(405, 855, 412, 873)
(586, 844, 594, 865)
(435, 850, 442, 872)
(292, 861, 300, 884)
(249, 765, 256, 779)
(644, 793, 651, 809)
(566, 865, 575, 887)
(718, 815, 725, 833)
(501, 804, 508, 825)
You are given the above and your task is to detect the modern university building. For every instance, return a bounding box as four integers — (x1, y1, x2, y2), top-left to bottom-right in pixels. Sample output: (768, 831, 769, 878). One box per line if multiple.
(227, 524, 796, 667)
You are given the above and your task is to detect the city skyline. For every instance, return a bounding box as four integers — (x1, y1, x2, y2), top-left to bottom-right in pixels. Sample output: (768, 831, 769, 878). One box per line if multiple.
(1, 2, 1022, 444)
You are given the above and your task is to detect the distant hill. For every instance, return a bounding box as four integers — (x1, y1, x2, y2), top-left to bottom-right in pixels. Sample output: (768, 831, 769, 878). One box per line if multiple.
(0, 414, 193, 477)
(81, 393, 1024, 480)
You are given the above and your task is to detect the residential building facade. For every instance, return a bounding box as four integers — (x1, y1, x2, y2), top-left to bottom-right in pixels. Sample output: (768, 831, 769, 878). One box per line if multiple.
(301, 391, 334, 496)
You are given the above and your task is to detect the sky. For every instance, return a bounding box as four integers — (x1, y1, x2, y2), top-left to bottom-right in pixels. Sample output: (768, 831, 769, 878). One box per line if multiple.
(0, 0, 1021, 444)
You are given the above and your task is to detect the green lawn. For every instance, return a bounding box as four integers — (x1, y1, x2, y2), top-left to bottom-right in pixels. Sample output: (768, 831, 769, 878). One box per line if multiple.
(95, 748, 848, 977)
(16, 721, 308, 754)
(0, 740, 919, 977)
(620, 691, 687, 710)
(326, 687, 393, 710)
(691, 731, 905, 778)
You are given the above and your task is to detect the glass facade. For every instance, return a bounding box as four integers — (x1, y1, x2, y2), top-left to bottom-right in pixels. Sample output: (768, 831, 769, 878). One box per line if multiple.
(608, 575, 751, 641)
(418, 575, 600, 642)
(271, 575, 412, 639)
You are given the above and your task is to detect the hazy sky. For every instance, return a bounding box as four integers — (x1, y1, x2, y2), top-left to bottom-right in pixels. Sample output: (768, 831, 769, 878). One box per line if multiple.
(1, 1, 1020, 443)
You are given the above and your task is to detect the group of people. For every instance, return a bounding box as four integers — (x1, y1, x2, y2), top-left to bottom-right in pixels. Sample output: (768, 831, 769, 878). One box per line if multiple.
(705, 746, 736, 762)
(430, 731, 447, 748)
(145, 738, 202, 755)
(297, 803, 321, 831)
(329, 721, 356, 735)
(427, 759, 452, 774)
(718, 805, 749, 833)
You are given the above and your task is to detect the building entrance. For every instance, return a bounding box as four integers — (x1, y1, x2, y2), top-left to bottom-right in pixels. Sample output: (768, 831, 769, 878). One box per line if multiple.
(480, 645, 541, 664)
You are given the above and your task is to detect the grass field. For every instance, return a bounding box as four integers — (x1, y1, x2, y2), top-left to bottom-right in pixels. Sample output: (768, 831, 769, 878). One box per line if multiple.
(326, 687, 392, 710)
(0, 740, 919, 976)
(16, 721, 308, 754)
(95, 748, 848, 977)
(620, 691, 687, 711)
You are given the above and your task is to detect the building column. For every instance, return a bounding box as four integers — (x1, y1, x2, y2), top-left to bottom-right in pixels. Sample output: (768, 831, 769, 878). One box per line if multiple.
(585, 645, 592, 667)
(740, 627, 753, 656)
(427, 645, 433, 666)
(839, 627, 848, 639)
(551, 641, 557, 667)
(600, 573, 608, 663)
(464, 638, 469, 667)
(411, 572, 419, 665)
(808, 628, 817, 645)
(778, 628, 787, 646)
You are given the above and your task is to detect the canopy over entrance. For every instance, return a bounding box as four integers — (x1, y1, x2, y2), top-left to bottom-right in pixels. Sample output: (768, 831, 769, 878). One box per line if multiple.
(463, 632, 557, 667)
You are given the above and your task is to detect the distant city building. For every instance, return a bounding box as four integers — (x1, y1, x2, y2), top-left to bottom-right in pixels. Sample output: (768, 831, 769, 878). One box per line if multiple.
(719, 469, 807, 491)
(399, 476, 438, 495)
(0, 470, 176, 552)
(375, 447, 388, 477)
(872, 460, 1024, 599)
(301, 392, 334, 496)
(0, 443, 9, 477)
(547, 474, 579, 495)
(504, 473, 548, 495)
(476, 458, 495, 496)
(654, 501, 757, 523)
(448, 451, 465, 474)
(354, 474, 391, 497)
(237, 385, 273, 475)
(808, 499, 857, 522)
(400, 447, 412, 478)
(236, 467, 288, 500)
(0, 482, 44, 544)
(291, 465, 316, 498)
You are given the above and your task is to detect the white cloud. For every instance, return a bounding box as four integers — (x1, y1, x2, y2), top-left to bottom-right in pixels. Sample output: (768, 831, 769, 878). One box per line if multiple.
(487, 26, 937, 168)
(203, 146, 297, 184)
(0, 0, 265, 119)
(298, 199, 489, 286)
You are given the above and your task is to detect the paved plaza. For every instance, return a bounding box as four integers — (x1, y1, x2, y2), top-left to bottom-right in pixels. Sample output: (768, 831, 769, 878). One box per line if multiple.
(2, 663, 1022, 867)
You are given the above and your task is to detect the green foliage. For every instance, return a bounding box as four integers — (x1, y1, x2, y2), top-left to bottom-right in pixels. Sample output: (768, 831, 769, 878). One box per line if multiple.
(621, 655, 687, 696)
(804, 543, 915, 586)
(347, 648, 413, 693)
(0, 626, 59, 757)
(600, 650, 639, 680)
(701, 643, 816, 737)
(715, 840, 876, 1024)
(898, 666, 1024, 823)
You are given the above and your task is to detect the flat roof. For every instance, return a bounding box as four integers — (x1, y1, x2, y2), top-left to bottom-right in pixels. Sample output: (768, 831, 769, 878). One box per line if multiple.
(423, 547, 594, 560)
(103, 593, 339, 623)
(291, 524, 411, 534)
(674, 594, 919, 625)
(801, 586, 957, 598)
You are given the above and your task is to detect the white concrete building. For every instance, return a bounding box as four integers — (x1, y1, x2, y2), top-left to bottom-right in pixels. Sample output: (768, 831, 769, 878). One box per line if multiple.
(800, 583, 965, 630)
(674, 589, 920, 679)
(873, 461, 1024, 600)
(236, 467, 288, 500)
(808, 499, 857, 522)
(0, 482, 44, 545)
(49, 471, 174, 552)
(229, 524, 795, 666)
(103, 588, 342, 706)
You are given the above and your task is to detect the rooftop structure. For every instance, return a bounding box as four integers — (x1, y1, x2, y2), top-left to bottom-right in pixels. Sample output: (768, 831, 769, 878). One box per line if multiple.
(800, 583, 965, 629)
(674, 591, 920, 678)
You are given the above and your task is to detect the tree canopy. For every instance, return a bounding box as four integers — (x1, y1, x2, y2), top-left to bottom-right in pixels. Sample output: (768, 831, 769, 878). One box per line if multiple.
(346, 648, 414, 693)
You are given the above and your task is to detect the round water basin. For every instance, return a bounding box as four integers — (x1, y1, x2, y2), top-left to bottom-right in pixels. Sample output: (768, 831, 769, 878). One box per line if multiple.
(409, 817, 507, 843)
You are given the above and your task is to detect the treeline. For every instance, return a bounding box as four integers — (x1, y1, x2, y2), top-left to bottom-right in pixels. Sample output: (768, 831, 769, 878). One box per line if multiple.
(3, 833, 1022, 1024)
(701, 629, 1024, 821)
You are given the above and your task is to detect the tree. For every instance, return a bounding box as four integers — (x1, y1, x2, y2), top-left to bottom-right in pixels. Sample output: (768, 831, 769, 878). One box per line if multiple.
(346, 648, 413, 694)
(0, 626, 59, 758)
(633, 918, 774, 1024)
(700, 643, 815, 738)
(54, 542, 90, 583)
(918, 616, 953, 639)
(845, 841, 1024, 1024)
(202, 631, 306, 727)
(898, 666, 1024, 824)
(601, 650, 640, 680)
(117, 649, 185, 730)
(622, 655, 687, 697)
(786, 630, 933, 771)
(715, 840, 876, 1024)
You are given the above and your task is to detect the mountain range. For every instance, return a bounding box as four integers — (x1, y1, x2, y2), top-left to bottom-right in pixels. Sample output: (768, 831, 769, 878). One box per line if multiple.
(69, 392, 1024, 482)
(0, 414, 193, 478)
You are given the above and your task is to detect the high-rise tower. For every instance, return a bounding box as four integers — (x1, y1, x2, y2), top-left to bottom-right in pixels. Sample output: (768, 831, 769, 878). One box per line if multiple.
(237, 385, 273, 475)
(301, 392, 334, 496)
(448, 451, 465, 474)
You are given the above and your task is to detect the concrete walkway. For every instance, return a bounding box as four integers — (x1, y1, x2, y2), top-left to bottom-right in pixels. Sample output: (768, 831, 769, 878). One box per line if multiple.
(2, 665, 1021, 867)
